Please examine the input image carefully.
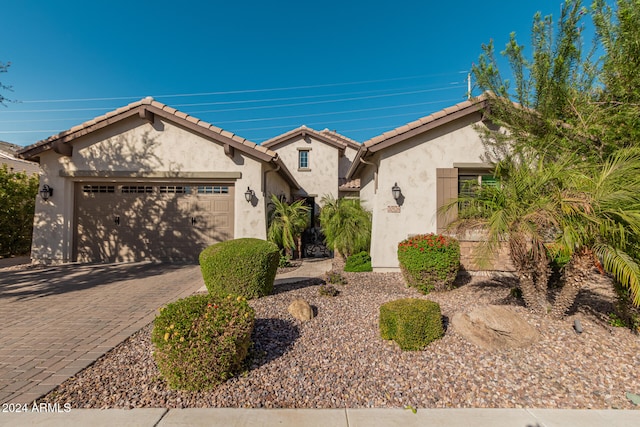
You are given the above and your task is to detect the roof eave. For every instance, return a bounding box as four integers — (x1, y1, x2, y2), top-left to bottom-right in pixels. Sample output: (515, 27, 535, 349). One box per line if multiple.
(365, 100, 488, 154)
(262, 127, 349, 152)
(345, 145, 369, 180)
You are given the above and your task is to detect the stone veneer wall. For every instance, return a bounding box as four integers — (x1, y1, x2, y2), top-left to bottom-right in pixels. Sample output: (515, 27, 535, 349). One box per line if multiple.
(458, 240, 516, 272)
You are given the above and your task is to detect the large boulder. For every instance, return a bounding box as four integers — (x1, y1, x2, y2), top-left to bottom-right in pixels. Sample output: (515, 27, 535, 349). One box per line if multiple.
(451, 305, 541, 351)
(288, 299, 314, 321)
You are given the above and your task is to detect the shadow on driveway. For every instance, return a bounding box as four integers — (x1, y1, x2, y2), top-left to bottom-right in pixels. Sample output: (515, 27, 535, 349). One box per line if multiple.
(0, 262, 197, 300)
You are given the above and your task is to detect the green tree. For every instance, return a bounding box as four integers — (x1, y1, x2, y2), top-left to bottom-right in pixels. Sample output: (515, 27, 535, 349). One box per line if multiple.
(468, 0, 640, 314)
(590, 0, 640, 153)
(0, 165, 39, 256)
(319, 195, 371, 259)
(473, 0, 604, 162)
(267, 195, 310, 259)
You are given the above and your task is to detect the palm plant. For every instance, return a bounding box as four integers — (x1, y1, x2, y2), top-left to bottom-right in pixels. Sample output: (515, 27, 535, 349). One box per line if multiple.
(319, 195, 371, 259)
(451, 154, 565, 314)
(550, 148, 640, 317)
(451, 148, 640, 317)
(267, 195, 310, 259)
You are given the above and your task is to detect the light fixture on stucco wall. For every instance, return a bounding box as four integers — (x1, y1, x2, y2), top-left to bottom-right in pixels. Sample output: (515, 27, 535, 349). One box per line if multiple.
(392, 182, 401, 202)
(40, 184, 53, 201)
(244, 187, 255, 203)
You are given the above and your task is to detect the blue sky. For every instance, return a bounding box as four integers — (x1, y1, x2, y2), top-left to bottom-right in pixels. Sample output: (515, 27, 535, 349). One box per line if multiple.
(1, 1, 580, 146)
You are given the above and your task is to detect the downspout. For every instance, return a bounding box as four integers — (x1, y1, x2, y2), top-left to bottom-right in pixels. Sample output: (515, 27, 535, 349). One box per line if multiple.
(263, 162, 281, 197)
(359, 156, 378, 193)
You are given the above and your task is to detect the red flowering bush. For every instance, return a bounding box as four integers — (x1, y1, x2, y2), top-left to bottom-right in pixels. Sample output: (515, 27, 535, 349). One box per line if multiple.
(397, 234, 460, 293)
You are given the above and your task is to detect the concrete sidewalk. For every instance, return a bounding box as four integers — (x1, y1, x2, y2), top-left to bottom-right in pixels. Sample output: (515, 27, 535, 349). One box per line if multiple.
(0, 407, 637, 426)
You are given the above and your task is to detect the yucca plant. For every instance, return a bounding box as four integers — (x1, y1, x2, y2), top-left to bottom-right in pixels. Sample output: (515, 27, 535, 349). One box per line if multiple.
(267, 195, 310, 259)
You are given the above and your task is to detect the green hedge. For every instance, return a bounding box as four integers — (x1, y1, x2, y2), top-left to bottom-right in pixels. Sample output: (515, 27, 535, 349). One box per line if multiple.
(0, 165, 38, 257)
(379, 298, 444, 351)
(344, 251, 372, 272)
(152, 293, 255, 390)
(397, 234, 460, 294)
(199, 238, 279, 299)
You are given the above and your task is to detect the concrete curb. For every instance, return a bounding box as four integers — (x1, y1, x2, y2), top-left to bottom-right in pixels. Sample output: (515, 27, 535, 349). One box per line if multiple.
(0, 408, 638, 427)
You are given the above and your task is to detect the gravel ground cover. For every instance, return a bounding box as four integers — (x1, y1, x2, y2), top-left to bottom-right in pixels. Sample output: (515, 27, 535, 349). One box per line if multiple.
(40, 262, 640, 409)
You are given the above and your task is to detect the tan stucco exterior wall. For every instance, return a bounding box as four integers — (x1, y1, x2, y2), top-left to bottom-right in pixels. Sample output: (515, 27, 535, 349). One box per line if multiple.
(362, 113, 489, 272)
(31, 115, 284, 263)
(269, 135, 341, 205)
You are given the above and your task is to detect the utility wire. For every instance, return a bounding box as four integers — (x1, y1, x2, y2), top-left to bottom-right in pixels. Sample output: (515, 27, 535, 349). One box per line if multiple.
(1, 84, 465, 114)
(20, 72, 468, 103)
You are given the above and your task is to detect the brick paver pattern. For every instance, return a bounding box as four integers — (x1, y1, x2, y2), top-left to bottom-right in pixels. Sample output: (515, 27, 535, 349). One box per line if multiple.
(0, 263, 204, 405)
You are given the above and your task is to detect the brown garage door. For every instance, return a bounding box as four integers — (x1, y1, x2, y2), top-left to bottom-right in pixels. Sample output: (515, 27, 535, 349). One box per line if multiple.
(74, 183, 234, 263)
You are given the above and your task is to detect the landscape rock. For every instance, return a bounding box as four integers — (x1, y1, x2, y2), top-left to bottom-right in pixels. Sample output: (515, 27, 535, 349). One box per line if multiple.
(288, 299, 314, 321)
(451, 304, 541, 350)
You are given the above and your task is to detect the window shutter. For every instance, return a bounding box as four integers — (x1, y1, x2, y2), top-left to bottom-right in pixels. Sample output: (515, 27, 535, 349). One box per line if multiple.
(436, 168, 458, 233)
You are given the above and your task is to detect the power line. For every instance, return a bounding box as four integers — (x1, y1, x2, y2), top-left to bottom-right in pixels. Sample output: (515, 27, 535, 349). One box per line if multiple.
(20, 72, 468, 103)
(2, 84, 465, 115)
(216, 98, 462, 125)
(189, 85, 465, 114)
(0, 97, 464, 133)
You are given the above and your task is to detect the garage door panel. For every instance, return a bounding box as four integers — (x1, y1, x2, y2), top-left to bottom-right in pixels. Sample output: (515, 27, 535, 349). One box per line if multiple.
(75, 183, 234, 263)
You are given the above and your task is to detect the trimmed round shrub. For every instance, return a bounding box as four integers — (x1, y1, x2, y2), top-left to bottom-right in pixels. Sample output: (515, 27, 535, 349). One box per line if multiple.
(344, 251, 373, 272)
(199, 238, 280, 299)
(152, 293, 255, 391)
(397, 234, 460, 294)
(379, 298, 444, 351)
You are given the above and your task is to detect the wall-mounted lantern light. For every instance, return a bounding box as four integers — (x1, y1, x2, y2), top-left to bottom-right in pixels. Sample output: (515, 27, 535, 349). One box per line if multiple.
(40, 184, 53, 201)
(391, 182, 401, 201)
(244, 187, 255, 203)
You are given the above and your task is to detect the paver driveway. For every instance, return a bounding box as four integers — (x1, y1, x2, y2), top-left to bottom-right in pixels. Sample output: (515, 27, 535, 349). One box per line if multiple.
(0, 262, 204, 404)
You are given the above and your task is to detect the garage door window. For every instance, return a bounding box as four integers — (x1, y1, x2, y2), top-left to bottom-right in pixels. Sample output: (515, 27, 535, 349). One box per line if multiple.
(159, 185, 189, 194)
(121, 185, 153, 193)
(197, 185, 229, 194)
(82, 185, 115, 193)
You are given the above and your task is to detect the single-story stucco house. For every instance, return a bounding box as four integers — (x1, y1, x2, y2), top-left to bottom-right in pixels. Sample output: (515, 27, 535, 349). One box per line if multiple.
(18, 95, 509, 270)
(346, 96, 511, 272)
(17, 97, 300, 264)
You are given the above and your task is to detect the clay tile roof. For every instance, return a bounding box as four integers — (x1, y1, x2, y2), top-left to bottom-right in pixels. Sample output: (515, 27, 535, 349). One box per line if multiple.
(346, 95, 490, 181)
(338, 177, 360, 191)
(362, 96, 488, 149)
(261, 125, 359, 151)
(17, 97, 281, 162)
(320, 129, 361, 149)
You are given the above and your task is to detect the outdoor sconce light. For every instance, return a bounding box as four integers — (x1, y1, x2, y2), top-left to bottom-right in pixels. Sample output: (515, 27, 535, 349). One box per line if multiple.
(244, 187, 255, 203)
(40, 184, 53, 201)
(392, 182, 401, 201)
